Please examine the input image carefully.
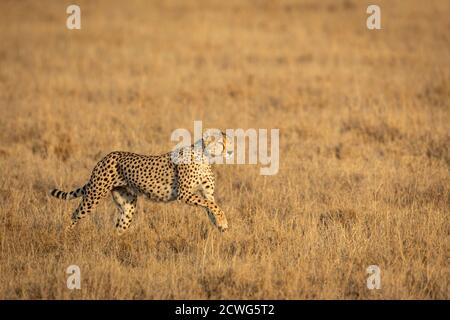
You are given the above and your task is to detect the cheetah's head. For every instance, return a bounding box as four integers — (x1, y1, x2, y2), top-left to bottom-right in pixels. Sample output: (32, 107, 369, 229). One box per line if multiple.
(203, 130, 233, 159)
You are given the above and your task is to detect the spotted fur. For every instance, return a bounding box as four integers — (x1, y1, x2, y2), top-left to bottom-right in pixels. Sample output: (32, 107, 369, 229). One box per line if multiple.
(50, 133, 231, 234)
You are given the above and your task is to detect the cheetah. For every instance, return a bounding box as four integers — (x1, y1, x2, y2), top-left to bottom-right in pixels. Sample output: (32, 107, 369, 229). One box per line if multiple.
(50, 132, 232, 234)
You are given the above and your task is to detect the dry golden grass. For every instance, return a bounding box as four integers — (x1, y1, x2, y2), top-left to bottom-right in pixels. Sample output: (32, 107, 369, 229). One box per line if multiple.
(0, 0, 449, 299)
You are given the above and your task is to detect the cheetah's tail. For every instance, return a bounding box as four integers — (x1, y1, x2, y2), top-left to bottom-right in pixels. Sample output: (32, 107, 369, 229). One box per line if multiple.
(50, 185, 86, 200)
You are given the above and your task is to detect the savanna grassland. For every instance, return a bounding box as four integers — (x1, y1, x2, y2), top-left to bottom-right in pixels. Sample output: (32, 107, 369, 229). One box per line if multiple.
(0, 0, 449, 299)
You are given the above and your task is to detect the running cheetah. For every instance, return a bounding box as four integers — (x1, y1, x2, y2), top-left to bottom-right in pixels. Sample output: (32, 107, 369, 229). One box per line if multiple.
(50, 132, 232, 234)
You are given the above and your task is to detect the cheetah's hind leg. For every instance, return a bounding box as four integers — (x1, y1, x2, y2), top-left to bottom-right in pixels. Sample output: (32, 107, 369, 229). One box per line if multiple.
(111, 187, 138, 235)
(66, 186, 108, 232)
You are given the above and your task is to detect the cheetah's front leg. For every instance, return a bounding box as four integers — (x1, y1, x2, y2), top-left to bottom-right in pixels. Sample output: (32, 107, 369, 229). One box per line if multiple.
(180, 194, 228, 232)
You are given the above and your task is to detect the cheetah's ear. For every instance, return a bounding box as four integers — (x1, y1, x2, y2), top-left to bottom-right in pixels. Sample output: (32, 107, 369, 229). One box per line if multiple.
(221, 131, 229, 145)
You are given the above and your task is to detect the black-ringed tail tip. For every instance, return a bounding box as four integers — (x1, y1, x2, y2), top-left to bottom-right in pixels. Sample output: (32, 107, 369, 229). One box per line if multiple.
(50, 186, 85, 200)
